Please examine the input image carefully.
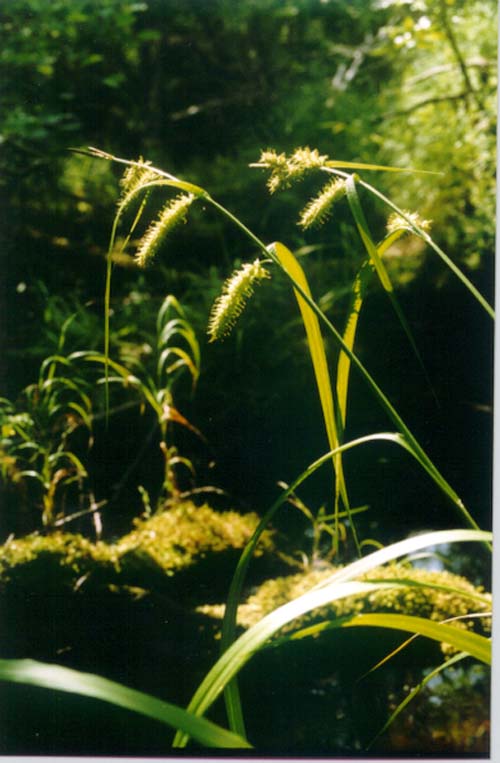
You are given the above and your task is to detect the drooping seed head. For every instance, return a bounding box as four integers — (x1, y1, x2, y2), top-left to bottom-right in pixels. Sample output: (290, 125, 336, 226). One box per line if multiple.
(256, 146, 329, 193)
(117, 160, 159, 215)
(288, 147, 328, 176)
(386, 210, 432, 236)
(207, 259, 271, 342)
(298, 177, 346, 229)
(135, 193, 194, 268)
(257, 149, 289, 193)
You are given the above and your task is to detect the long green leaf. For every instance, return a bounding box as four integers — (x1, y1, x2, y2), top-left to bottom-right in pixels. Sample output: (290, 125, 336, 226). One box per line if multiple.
(336, 259, 374, 429)
(344, 175, 435, 400)
(271, 242, 340, 463)
(336, 228, 409, 428)
(176, 528, 490, 747)
(220, 432, 416, 737)
(272, 578, 491, 648)
(271, 241, 355, 552)
(324, 159, 440, 175)
(0, 659, 251, 749)
(355, 175, 495, 320)
(339, 613, 491, 665)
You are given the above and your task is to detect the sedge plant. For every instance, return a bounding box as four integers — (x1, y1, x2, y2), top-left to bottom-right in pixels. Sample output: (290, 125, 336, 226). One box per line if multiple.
(71, 144, 493, 543)
(73, 293, 202, 504)
(82, 145, 493, 737)
(0, 350, 93, 530)
(0, 146, 492, 751)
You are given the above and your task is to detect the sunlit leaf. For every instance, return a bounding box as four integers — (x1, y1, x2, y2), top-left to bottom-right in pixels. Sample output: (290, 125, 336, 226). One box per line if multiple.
(0, 660, 251, 749)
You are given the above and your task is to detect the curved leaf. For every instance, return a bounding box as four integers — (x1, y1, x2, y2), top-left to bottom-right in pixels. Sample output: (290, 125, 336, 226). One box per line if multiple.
(176, 528, 490, 747)
(0, 659, 251, 749)
(339, 613, 490, 665)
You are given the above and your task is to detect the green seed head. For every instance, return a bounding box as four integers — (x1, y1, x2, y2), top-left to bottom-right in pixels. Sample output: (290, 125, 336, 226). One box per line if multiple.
(386, 210, 432, 236)
(257, 146, 329, 193)
(298, 177, 346, 229)
(117, 160, 158, 215)
(207, 259, 271, 342)
(135, 193, 194, 268)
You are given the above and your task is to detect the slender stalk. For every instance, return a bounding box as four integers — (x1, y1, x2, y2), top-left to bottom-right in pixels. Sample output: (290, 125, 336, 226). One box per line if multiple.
(103, 217, 119, 423)
(203, 194, 478, 532)
(321, 168, 494, 320)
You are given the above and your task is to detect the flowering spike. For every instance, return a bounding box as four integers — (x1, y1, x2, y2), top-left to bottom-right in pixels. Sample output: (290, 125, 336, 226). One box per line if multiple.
(255, 146, 329, 193)
(117, 160, 158, 215)
(207, 259, 271, 342)
(298, 178, 346, 229)
(386, 210, 432, 235)
(135, 194, 194, 268)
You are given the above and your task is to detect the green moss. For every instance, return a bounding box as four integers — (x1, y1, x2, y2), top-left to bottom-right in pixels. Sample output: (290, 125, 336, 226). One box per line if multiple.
(1, 513, 489, 660)
(224, 562, 491, 652)
(0, 532, 119, 592)
(0, 501, 272, 594)
(116, 502, 272, 576)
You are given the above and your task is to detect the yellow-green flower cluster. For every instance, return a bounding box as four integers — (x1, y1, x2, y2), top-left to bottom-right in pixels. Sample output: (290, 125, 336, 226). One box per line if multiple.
(298, 177, 346, 229)
(207, 259, 270, 342)
(386, 210, 432, 236)
(135, 193, 194, 267)
(117, 160, 158, 216)
(257, 147, 329, 193)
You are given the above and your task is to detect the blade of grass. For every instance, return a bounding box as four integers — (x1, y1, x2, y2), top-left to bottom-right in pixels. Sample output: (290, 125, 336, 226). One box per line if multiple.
(324, 159, 441, 175)
(337, 228, 413, 428)
(272, 241, 357, 555)
(0, 659, 251, 748)
(367, 651, 469, 749)
(344, 175, 437, 401)
(249, 158, 441, 175)
(357, 610, 491, 687)
(339, 613, 490, 664)
(221, 432, 414, 736)
(241, 579, 491, 660)
(271, 577, 491, 648)
(342, 171, 495, 320)
(336, 259, 374, 430)
(176, 528, 490, 747)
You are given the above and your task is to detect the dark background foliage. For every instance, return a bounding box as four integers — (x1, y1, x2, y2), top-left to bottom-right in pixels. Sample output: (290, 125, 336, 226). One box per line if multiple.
(0, 0, 495, 545)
